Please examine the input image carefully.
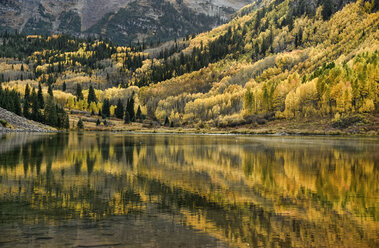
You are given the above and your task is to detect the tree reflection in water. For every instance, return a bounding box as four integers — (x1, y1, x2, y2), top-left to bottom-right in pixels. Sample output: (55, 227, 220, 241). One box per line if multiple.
(0, 133, 377, 247)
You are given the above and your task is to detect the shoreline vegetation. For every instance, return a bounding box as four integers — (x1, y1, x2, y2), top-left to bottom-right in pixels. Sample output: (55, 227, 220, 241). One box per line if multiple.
(1, 128, 378, 137)
(67, 110, 379, 136)
(2, 111, 378, 136)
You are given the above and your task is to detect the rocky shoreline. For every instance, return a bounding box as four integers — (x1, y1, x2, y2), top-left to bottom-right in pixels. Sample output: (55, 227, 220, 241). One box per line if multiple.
(1, 106, 378, 136)
(0, 107, 55, 133)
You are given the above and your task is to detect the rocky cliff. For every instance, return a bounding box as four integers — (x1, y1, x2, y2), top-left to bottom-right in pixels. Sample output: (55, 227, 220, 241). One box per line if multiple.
(0, 0, 252, 43)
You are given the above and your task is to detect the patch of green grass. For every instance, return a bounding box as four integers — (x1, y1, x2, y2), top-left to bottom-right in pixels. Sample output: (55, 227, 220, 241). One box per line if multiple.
(0, 119, 8, 127)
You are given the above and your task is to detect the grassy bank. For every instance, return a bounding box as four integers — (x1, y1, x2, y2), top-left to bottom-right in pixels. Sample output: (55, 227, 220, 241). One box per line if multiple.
(68, 112, 379, 136)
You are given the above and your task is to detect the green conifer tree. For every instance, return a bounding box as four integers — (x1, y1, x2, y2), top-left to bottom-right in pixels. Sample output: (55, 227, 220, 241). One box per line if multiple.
(102, 98, 111, 117)
(127, 96, 135, 122)
(44, 96, 58, 127)
(164, 116, 170, 126)
(87, 85, 97, 104)
(136, 105, 142, 121)
(31, 88, 41, 121)
(76, 84, 83, 100)
(77, 118, 84, 129)
(48, 84, 53, 97)
(38, 83, 44, 108)
(23, 84, 30, 118)
(124, 111, 130, 124)
(115, 99, 124, 119)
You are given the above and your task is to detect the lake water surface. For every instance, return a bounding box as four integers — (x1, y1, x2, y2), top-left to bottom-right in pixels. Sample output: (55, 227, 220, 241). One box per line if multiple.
(0, 133, 378, 247)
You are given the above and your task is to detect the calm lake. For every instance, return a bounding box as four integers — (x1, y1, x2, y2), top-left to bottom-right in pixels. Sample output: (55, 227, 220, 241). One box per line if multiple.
(0, 133, 378, 247)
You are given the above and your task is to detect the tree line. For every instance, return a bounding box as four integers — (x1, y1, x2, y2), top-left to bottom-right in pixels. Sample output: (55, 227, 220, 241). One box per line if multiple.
(0, 83, 69, 129)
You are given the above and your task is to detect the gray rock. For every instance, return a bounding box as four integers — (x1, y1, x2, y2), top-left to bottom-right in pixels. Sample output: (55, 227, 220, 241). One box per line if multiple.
(0, 107, 55, 133)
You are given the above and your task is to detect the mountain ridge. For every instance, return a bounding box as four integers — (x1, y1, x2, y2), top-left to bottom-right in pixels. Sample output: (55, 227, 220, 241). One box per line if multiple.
(0, 0, 253, 44)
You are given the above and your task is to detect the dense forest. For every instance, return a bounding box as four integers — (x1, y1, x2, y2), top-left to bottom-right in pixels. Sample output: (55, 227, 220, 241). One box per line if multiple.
(0, 83, 69, 129)
(0, 0, 378, 131)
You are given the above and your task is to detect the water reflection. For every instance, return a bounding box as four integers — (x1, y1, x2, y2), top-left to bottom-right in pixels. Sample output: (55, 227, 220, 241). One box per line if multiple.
(0, 133, 378, 247)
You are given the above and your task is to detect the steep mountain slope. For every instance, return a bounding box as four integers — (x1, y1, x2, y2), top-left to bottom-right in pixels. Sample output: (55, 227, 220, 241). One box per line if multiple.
(137, 0, 378, 129)
(0, 0, 252, 43)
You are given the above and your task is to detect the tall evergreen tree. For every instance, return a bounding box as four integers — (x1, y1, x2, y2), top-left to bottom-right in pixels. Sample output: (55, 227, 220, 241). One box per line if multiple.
(23, 84, 30, 118)
(44, 96, 58, 127)
(115, 99, 124, 119)
(77, 118, 84, 129)
(24, 84, 30, 100)
(136, 105, 142, 121)
(126, 96, 135, 122)
(164, 116, 170, 127)
(31, 88, 40, 121)
(124, 111, 130, 124)
(87, 85, 97, 104)
(56, 105, 69, 129)
(13, 93, 21, 116)
(38, 83, 44, 108)
(48, 84, 53, 97)
(76, 84, 83, 100)
(102, 98, 110, 117)
(64, 113, 70, 129)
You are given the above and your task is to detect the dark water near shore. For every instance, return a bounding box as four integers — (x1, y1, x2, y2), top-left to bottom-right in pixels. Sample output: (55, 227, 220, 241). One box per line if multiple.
(0, 133, 378, 247)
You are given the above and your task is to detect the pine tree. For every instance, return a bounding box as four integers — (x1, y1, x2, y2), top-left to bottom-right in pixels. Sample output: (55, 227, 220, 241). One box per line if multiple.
(96, 119, 101, 126)
(48, 84, 53, 97)
(23, 84, 30, 118)
(164, 116, 170, 126)
(62, 82, 66, 92)
(31, 88, 40, 121)
(44, 96, 58, 127)
(13, 93, 21, 116)
(87, 85, 97, 104)
(24, 84, 30, 100)
(77, 118, 84, 129)
(64, 113, 70, 129)
(115, 99, 124, 119)
(136, 105, 142, 121)
(126, 96, 135, 122)
(37, 83, 44, 108)
(76, 84, 83, 100)
(102, 98, 110, 117)
(124, 111, 130, 124)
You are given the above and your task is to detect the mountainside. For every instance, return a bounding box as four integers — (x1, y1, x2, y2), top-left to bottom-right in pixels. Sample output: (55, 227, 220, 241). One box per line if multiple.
(0, 0, 378, 134)
(138, 0, 378, 130)
(0, 0, 252, 44)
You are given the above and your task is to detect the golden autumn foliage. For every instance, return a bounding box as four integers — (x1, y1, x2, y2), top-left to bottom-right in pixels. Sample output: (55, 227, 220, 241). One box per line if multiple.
(0, 133, 377, 246)
(137, 1, 378, 126)
(0, 1, 377, 129)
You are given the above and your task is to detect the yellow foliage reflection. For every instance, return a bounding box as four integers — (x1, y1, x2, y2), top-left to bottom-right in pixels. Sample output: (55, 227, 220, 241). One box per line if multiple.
(0, 133, 377, 247)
